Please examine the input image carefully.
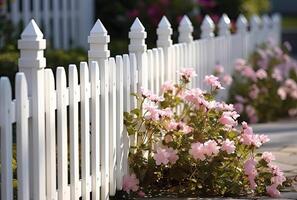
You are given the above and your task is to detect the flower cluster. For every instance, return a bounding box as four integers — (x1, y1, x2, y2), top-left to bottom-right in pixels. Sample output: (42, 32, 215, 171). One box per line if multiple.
(123, 68, 288, 198)
(228, 40, 297, 123)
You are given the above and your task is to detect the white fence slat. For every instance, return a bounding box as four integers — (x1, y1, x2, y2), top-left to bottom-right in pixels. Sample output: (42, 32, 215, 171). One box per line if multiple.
(115, 56, 124, 190)
(56, 67, 69, 200)
(90, 61, 101, 200)
(129, 53, 138, 109)
(44, 69, 57, 200)
(0, 77, 13, 200)
(15, 73, 30, 200)
(80, 62, 91, 200)
(108, 57, 117, 195)
(153, 48, 160, 94)
(158, 48, 165, 87)
(69, 64, 80, 199)
(99, 59, 110, 200)
(147, 50, 154, 92)
(122, 54, 131, 175)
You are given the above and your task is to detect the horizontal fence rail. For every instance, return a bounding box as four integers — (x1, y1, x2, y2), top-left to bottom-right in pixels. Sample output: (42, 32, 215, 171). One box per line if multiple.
(0, 13, 281, 200)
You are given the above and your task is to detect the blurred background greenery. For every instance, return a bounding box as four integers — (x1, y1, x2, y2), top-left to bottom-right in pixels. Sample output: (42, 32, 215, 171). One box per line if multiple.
(1, 0, 297, 84)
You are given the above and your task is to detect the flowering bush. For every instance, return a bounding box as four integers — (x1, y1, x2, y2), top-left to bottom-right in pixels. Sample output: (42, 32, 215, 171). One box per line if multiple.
(122, 68, 288, 198)
(228, 41, 297, 123)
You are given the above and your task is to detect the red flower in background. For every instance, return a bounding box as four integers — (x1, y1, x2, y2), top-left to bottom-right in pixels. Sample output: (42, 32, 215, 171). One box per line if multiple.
(198, 0, 217, 8)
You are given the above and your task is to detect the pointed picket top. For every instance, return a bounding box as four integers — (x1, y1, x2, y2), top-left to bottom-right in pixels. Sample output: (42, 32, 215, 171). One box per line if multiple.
(201, 15, 215, 30)
(251, 15, 261, 29)
(262, 14, 271, 28)
(180, 15, 192, 27)
(131, 17, 145, 31)
(236, 14, 248, 29)
(91, 19, 107, 34)
(201, 15, 214, 39)
(219, 14, 231, 28)
(158, 16, 171, 28)
(272, 13, 281, 24)
(21, 19, 43, 39)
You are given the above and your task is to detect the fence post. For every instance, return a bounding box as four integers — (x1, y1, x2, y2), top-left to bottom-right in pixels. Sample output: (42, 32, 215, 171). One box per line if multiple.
(236, 14, 248, 59)
(262, 15, 271, 42)
(17, 19, 46, 199)
(250, 15, 261, 47)
(129, 18, 148, 89)
(218, 14, 231, 36)
(201, 15, 215, 39)
(178, 15, 193, 43)
(272, 13, 281, 45)
(157, 16, 173, 81)
(88, 19, 110, 200)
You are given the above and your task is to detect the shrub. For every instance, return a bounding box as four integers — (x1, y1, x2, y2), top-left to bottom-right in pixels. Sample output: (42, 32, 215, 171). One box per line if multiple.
(122, 68, 289, 198)
(228, 41, 297, 123)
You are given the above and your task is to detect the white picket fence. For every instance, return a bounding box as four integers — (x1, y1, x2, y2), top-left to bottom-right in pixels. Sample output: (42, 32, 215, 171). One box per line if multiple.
(0, 13, 281, 200)
(1, 0, 94, 49)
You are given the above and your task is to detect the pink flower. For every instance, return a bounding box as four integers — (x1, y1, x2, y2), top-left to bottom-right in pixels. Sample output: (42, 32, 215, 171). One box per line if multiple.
(159, 108, 174, 118)
(215, 64, 224, 74)
(167, 121, 178, 131)
(262, 152, 275, 163)
(266, 184, 281, 198)
(204, 140, 220, 156)
(277, 87, 287, 100)
(249, 85, 260, 100)
(272, 68, 283, 82)
(180, 68, 197, 82)
(138, 191, 145, 197)
(179, 122, 193, 134)
(241, 67, 256, 81)
(161, 80, 175, 93)
(222, 75, 233, 85)
(235, 58, 246, 71)
(221, 139, 236, 154)
(123, 173, 139, 193)
(256, 69, 267, 79)
(166, 147, 179, 164)
(284, 41, 292, 52)
(219, 112, 238, 128)
(235, 95, 246, 103)
(234, 103, 244, 113)
(143, 104, 160, 121)
(246, 105, 256, 118)
(288, 108, 297, 117)
(153, 147, 179, 165)
(164, 134, 173, 143)
(141, 87, 164, 102)
(189, 142, 206, 161)
(204, 75, 224, 89)
(244, 157, 258, 190)
(154, 147, 169, 165)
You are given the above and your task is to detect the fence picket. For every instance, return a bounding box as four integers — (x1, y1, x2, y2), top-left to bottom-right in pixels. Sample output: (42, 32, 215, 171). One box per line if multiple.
(147, 50, 154, 92)
(15, 73, 30, 200)
(0, 77, 13, 200)
(44, 69, 57, 200)
(56, 67, 69, 199)
(80, 62, 91, 200)
(69, 64, 80, 199)
(90, 61, 101, 200)
(115, 56, 124, 190)
(108, 58, 117, 195)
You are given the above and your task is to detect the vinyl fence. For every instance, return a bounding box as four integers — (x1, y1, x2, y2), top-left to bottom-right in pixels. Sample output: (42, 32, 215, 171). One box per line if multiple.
(0, 0, 94, 49)
(0, 13, 281, 200)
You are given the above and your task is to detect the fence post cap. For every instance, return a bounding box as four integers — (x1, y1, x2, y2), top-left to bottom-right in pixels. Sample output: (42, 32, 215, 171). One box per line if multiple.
(131, 17, 145, 31)
(21, 19, 43, 40)
(91, 19, 107, 34)
(272, 13, 281, 23)
(262, 14, 271, 27)
(218, 14, 231, 28)
(180, 15, 192, 27)
(251, 15, 261, 26)
(201, 15, 214, 39)
(236, 14, 248, 29)
(218, 14, 230, 36)
(201, 15, 215, 30)
(158, 16, 171, 28)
